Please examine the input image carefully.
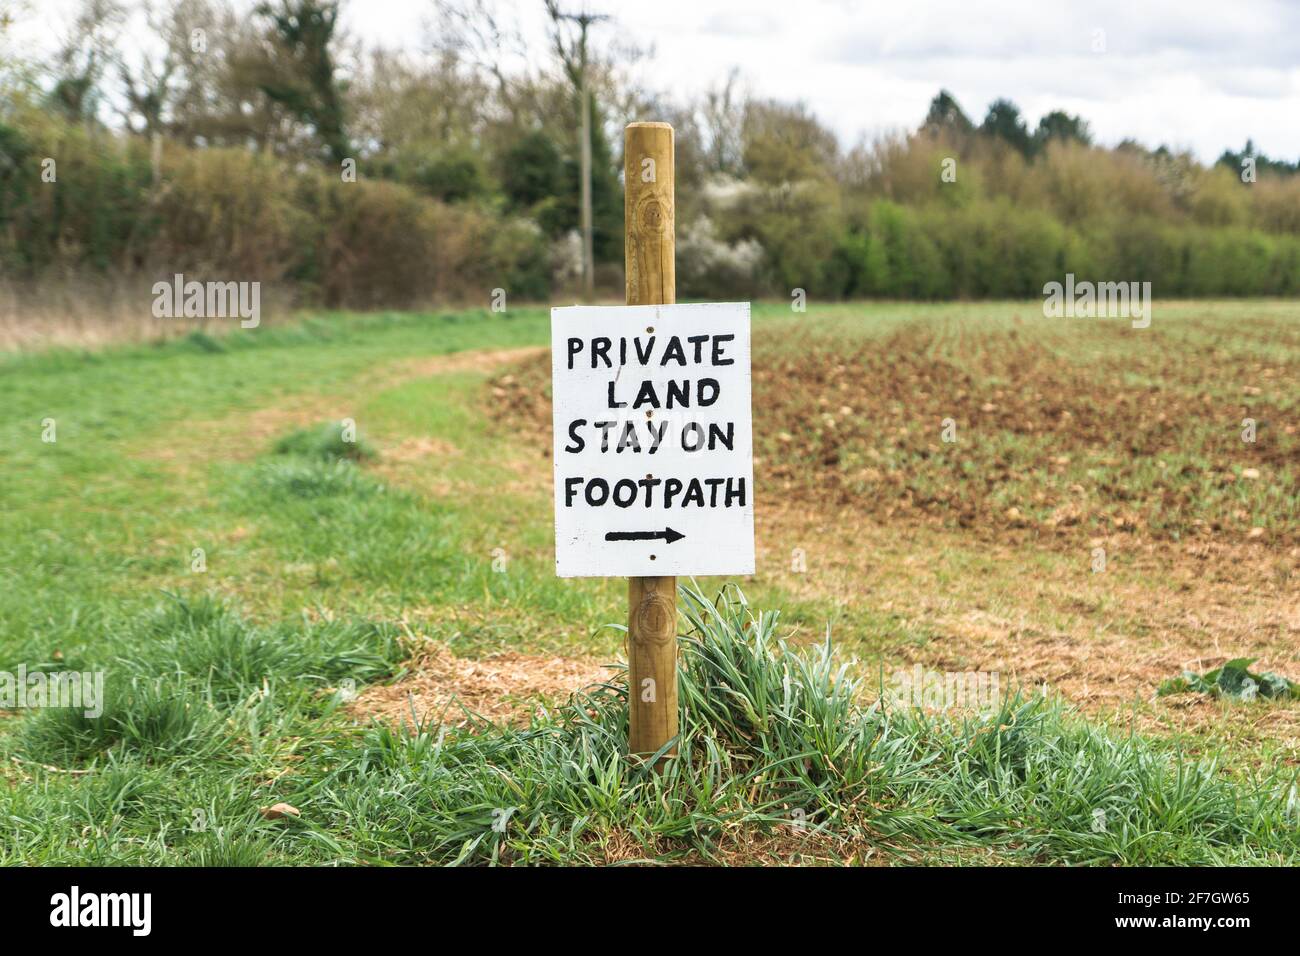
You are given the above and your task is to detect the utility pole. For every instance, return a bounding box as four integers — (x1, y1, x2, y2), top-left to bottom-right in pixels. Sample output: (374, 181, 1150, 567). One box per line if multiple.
(580, 64, 594, 300)
(547, 2, 608, 301)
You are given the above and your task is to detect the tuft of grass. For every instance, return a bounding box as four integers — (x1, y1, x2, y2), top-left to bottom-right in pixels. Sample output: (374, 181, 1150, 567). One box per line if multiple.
(246, 458, 381, 501)
(120, 593, 402, 705)
(19, 678, 225, 766)
(179, 330, 228, 354)
(180, 832, 281, 867)
(12, 594, 403, 771)
(273, 421, 375, 463)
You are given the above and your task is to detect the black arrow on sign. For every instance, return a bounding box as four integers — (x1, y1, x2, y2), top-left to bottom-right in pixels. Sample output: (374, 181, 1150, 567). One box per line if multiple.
(605, 527, 685, 545)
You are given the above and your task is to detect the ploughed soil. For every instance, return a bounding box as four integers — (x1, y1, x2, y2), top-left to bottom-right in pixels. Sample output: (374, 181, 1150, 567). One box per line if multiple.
(475, 316, 1299, 741)
(488, 319, 1297, 550)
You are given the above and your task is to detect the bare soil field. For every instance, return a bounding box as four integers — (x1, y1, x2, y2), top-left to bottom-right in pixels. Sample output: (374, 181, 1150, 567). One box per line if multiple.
(486, 303, 1300, 744)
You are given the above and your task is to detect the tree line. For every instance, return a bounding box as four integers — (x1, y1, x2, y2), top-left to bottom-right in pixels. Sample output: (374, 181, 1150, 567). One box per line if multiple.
(1, 0, 1297, 308)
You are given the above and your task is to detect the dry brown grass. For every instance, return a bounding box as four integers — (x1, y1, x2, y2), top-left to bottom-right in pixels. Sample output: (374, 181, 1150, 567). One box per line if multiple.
(0, 276, 298, 351)
(755, 497, 1300, 744)
(345, 641, 612, 729)
(586, 825, 896, 866)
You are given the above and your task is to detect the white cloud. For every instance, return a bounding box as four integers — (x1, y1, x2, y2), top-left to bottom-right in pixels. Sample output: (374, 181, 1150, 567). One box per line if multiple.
(16, 0, 1300, 162)
(611, 0, 1300, 160)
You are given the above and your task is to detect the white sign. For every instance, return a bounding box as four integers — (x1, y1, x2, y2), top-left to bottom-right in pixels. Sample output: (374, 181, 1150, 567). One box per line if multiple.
(551, 303, 755, 578)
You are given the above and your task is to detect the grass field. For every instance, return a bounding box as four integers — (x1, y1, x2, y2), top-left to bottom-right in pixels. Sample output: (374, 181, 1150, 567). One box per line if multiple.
(1, 302, 1297, 865)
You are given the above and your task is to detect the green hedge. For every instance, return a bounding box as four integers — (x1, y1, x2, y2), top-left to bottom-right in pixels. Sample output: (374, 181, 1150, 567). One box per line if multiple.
(0, 109, 550, 307)
(2, 108, 1297, 305)
(814, 200, 1300, 299)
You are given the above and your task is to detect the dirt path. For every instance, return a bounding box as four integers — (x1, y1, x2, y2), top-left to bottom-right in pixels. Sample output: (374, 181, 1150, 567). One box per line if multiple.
(136, 346, 547, 476)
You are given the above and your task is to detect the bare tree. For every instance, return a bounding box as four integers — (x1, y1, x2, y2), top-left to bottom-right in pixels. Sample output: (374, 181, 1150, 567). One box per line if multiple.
(118, 1, 182, 139)
(698, 69, 745, 176)
(433, 0, 529, 125)
(47, 0, 125, 123)
(163, 0, 322, 161)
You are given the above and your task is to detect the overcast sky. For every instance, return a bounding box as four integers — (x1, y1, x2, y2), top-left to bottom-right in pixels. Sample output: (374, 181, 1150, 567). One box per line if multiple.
(14, 0, 1300, 162)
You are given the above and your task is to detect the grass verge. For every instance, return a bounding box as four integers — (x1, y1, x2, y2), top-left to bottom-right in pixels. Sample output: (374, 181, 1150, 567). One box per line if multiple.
(300, 586, 1300, 865)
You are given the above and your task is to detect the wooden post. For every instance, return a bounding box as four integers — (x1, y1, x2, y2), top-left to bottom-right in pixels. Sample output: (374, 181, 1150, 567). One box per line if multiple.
(624, 121, 678, 759)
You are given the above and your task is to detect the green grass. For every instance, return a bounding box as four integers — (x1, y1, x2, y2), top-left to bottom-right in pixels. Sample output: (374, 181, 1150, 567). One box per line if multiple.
(272, 421, 376, 463)
(1, 302, 1297, 865)
(4, 585, 1294, 865)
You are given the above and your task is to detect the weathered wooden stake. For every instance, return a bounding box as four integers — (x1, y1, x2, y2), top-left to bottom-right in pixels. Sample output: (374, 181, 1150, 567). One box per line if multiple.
(624, 121, 678, 759)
